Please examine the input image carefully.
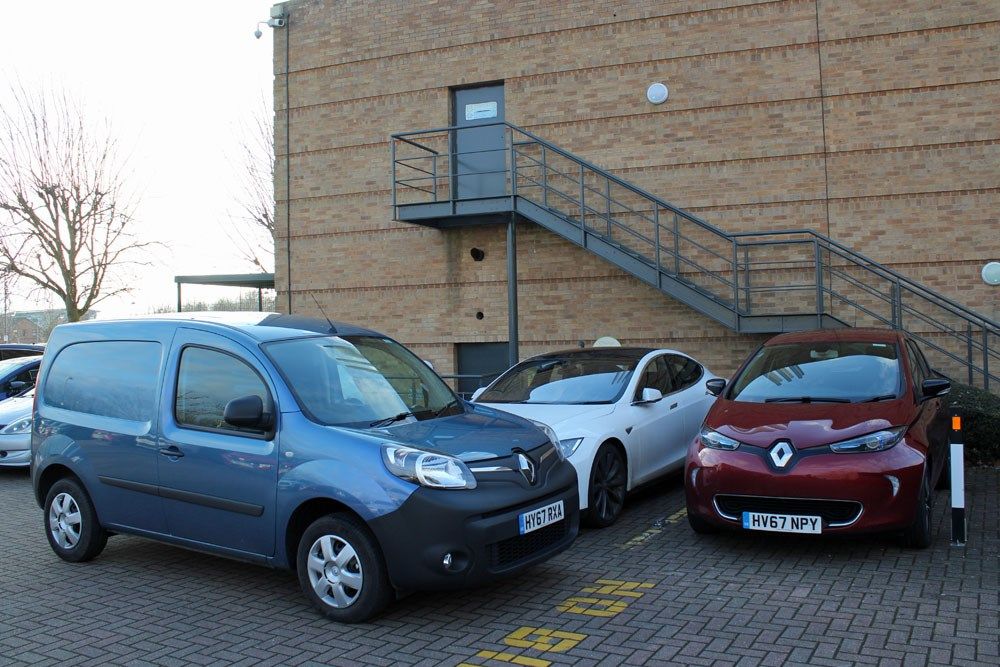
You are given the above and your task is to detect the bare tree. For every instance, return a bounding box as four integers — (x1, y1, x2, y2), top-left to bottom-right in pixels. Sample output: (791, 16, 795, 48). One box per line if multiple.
(0, 83, 150, 322)
(227, 96, 275, 273)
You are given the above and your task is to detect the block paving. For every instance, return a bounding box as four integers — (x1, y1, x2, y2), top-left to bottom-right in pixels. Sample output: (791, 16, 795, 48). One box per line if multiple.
(0, 467, 996, 666)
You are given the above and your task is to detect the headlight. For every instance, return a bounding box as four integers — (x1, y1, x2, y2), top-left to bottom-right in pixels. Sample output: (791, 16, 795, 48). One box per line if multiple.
(558, 438, 584, 458)
(381, 444, 477, 489)
(528, 419, 565, 460)
(699, 427, 741, 451)
(0, 416, 31, 435)
(829, 427, 905, 453)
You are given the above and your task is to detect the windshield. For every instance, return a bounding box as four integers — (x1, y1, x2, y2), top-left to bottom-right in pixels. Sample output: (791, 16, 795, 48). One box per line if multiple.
(478, 355, 639, 404)
(264, 335, 460, 427)
(729, 341, 901, 403)
(0, 357, 35, 376)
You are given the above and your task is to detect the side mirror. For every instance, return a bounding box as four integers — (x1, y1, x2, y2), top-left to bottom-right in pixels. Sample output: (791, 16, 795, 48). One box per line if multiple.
(223, 395, 273, 430)
(634, 387, 663, 405)
(470, 387, 486, 402)
(9, 380, 27, 391)
(705, 378, 726, 396)
(920, 378, 950, 399)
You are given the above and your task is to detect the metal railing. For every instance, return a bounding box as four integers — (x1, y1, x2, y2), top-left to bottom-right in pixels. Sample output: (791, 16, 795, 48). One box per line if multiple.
(391, 122, 999, 393)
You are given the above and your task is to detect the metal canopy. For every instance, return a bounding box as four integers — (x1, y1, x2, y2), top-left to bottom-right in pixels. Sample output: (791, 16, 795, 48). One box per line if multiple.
(173, 273, 275, 312)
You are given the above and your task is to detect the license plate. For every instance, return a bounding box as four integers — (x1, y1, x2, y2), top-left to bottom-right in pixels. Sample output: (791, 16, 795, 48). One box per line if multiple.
(518, 500, 564, 535)
(742, 512, 821, 534)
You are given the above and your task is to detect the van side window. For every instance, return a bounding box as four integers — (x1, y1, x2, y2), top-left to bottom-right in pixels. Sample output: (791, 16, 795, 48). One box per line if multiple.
(175, 347, 269, 433)
(44, 341, 162, 421)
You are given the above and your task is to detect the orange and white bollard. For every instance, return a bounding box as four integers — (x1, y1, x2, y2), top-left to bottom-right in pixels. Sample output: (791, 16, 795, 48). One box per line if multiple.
(950, 410, 966, 547)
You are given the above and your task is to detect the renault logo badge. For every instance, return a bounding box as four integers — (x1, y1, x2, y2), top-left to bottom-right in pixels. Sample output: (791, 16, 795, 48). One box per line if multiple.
(516, 453, 536, 484)
(769, 441, 794, 468)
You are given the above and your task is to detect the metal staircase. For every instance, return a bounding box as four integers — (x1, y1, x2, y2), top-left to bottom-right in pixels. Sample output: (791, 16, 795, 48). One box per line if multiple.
(390, 121, 998, 392)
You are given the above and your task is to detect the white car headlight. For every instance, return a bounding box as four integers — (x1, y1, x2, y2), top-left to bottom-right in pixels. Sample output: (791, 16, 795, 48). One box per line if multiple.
(528, 420, 564, 460)
(381, 444, 477, 489)
(699, 427, 741, 451)
(0, 416, 31, 435)
(829, 427, 905, 453)
(558, 438, 584, 458)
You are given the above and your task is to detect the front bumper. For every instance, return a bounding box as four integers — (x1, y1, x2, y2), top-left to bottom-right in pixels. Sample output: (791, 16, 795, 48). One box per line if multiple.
(685, 437, 926, 534)
(369, 460, 579, 592)
(0, 435, 30, 468)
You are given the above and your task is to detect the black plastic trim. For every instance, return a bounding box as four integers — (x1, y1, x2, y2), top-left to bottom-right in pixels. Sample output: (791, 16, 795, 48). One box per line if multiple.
(98, 475, 264, 517)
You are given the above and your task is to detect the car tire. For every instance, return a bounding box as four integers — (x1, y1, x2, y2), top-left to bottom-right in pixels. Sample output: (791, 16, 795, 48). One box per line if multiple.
(297, 513, 393, 623)
(583, 443, 627, 528)
(686, 509, 719, 534)
(901, 469, 933, 549)
(43, 478, 108, 562)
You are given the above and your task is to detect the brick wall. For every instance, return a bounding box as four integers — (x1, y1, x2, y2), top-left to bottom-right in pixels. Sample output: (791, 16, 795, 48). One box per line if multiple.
(272, 0, 1000, 380)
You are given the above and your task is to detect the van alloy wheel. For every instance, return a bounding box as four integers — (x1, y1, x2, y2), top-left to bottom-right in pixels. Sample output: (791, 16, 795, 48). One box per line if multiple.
(297, 514, 391, 622)
(43, 478, 108, 562)
(49, 492, 82, 549)
(306, 534, 364, 608)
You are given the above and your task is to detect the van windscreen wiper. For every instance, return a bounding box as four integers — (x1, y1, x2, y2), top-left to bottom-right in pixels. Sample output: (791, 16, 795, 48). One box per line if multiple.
(858, 394, 898, 403)
(369, 412, 418, 428)
(764, 396, 851, 403)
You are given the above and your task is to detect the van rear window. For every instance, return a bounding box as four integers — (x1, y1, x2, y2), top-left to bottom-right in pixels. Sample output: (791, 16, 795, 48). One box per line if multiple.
(44, 341, 162, 422)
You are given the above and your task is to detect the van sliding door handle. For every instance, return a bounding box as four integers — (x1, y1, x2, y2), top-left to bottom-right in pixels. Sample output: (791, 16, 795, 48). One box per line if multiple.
(159, 446, 184, 458)
(669, 402, 678, 410)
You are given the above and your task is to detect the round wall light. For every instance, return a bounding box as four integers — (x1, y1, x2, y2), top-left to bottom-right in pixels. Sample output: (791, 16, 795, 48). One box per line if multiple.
(982, 261, 1000, 286)
(646, 82, 669, 105)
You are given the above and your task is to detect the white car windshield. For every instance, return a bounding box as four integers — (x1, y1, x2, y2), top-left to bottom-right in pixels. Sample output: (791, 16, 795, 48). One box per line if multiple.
(479, 355, 639, 404)
(265, 335, 461, 427)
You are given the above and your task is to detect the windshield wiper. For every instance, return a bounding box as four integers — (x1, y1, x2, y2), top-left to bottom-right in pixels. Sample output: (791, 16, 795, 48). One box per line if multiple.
(858, 393, 898, 403)
(764, 396, 851, 404)
(431, 399, 462, 419)
(369, 412, 417, 428)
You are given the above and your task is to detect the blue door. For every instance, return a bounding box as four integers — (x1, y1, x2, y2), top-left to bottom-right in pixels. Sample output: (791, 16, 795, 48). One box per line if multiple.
(38, 340, 167, 532)
(156, 328, 278, 557)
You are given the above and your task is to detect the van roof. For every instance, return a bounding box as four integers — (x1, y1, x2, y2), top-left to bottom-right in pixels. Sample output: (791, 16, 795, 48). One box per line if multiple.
(55, 312, 382, 343)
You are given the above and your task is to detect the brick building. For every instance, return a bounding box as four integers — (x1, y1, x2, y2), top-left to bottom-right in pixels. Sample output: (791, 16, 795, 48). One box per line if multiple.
(271, 0, 999, 387)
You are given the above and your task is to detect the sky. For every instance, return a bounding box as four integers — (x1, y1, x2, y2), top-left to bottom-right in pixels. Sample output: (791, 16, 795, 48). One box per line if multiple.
(0, 0, 277, 317)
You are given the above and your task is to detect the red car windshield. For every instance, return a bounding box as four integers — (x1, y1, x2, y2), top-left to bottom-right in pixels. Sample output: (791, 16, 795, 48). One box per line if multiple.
(729, 341, 901, 404)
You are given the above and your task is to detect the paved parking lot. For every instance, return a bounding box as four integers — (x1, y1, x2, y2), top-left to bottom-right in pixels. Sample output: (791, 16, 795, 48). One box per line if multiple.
(1, 467, 997, 667)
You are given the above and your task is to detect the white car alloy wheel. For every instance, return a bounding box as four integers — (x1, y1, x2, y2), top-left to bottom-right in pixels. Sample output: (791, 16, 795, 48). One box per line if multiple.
(306, 534, 364, 608)
(48, 492, 82, 549)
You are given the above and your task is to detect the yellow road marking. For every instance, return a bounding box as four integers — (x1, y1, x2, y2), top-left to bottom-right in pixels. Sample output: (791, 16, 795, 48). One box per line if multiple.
(473, 649, 551, 666)
(557, 595, 629, 617)
(504, 626, 587, 653)
(664, 507, 687, 524)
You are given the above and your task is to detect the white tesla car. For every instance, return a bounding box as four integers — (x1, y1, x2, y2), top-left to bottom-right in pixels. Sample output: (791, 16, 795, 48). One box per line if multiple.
(473, 347, 718, 527)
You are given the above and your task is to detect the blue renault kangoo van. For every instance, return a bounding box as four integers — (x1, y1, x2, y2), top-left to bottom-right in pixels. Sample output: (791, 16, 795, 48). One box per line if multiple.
(31, 313, 578, 621)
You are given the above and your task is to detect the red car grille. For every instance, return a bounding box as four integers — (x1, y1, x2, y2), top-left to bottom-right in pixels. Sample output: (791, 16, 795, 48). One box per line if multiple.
(715, 495, 863, 526)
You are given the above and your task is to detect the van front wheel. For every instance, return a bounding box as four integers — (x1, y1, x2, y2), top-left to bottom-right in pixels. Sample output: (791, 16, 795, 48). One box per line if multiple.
(296, 514, 392, 623)
(44, 478, 108, 562)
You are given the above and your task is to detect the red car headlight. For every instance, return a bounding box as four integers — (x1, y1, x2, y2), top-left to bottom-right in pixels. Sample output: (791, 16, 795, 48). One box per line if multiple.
(699, 427, 741, 451)
(829, 427, 905, 453)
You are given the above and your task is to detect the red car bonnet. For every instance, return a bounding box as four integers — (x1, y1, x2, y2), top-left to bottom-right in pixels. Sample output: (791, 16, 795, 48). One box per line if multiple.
(705, 397, 916, 450)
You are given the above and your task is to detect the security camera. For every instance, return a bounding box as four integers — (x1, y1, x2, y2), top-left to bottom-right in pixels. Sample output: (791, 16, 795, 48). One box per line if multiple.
(268, 17, 286, 27)
(254, 28, 263, 39)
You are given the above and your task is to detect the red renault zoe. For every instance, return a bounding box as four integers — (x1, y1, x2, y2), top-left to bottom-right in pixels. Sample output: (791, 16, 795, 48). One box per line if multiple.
(685, 329, 951, 548)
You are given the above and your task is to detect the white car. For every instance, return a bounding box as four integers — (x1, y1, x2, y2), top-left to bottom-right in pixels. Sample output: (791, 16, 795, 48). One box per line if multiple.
(0, 388, 33, 468)
(474, 347, 718, 527)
